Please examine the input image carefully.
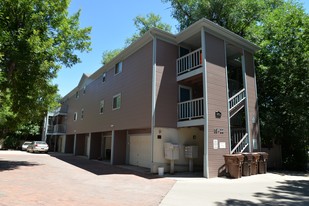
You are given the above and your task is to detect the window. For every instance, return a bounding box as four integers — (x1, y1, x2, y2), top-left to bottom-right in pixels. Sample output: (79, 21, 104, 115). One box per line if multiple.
(83, 86, 86, 95)
(112, 94, 121, 110)
(115, 62, 122, 75)
(73, 112, 78, 121)
(100, 100, 104, 114)
(75, 91, 79, 99)
(102, 72, 106, 83)
(81, 109, 84, 120)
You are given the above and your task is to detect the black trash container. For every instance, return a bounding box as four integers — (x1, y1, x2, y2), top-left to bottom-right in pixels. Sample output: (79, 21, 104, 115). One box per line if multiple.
(224, 154, 244, 178)
(258, 152, 269, 174)
(242, 153, 253, 176)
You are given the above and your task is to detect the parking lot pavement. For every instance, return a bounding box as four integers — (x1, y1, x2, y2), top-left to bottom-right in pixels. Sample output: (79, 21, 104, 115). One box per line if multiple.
(0, 151, 175, 206)
(161, 171, 309, 206)
(1, 151, 308, 206)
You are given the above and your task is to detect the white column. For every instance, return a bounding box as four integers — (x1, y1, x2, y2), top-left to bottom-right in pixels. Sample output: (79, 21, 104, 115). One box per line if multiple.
(111, 128, 115, 164)
(241, 50, 251, 152)
(224, 41, 232, 153)
(150, 34, 157, 173)
(201, 27, 209, 178)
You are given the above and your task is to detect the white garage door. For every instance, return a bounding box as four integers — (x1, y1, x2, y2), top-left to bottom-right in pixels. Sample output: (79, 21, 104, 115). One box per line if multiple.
(129, 134, 151, 168)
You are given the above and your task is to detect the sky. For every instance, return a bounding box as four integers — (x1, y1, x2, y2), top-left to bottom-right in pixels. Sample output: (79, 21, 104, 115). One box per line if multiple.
(53, 0, 309, 97)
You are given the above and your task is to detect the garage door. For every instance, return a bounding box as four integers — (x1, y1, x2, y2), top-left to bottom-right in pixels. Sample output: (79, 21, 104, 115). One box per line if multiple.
(129, 134, 151, 168)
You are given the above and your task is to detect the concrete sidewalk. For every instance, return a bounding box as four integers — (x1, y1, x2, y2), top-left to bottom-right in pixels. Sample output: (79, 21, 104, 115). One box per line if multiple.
(160, 172, 309, 206)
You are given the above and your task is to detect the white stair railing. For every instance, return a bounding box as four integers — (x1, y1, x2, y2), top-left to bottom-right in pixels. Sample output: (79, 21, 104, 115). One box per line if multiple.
(176, 48, 202, 76)
(231, 128, 249, 154)
(229, 88, 246, 111)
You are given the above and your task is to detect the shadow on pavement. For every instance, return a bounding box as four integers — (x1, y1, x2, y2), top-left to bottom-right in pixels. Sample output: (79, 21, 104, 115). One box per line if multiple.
(0, 160, 40, 171)
(50, 153, 159, 179)
(215, 176, 309, 206)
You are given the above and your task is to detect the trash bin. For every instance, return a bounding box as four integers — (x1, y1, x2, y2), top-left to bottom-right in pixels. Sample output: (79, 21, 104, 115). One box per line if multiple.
(251, 153, 260, 175)
(242, 153, 253, 176)
(258, 152, 269, 174)
(158, 167, 164, 176)
(224, 154, 244, 178)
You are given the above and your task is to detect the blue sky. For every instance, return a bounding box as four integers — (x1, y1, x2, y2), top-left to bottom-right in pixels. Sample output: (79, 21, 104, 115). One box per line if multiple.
(53, 0, 309, 97)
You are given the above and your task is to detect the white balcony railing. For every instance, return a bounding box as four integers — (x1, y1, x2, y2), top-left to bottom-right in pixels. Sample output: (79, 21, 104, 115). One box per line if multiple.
(47, 124, 66, 134)
(54, 124, 66, 133)
(178, 98, 204, 121)
(176, 48, 202, 76)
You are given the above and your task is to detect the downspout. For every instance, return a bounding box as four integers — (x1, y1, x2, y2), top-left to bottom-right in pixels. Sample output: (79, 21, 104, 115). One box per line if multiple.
(201, 27, 209, 178)
(150, 32, 157, 173)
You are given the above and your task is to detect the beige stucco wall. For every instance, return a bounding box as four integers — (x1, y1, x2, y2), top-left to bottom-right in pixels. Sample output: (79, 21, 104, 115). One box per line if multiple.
(152, 127, 204, 173)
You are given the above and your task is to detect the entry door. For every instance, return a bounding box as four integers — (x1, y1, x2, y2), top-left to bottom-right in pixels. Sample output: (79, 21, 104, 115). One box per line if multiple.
(179, 86, 192, 102)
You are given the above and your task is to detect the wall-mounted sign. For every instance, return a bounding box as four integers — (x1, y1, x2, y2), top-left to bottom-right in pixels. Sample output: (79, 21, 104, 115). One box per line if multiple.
(213, 139, 218, 149)
(219, 142, 226, 149)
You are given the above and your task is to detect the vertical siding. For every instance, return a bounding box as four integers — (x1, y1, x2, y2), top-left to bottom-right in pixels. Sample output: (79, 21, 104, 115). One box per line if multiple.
(113, 130, 127, 164)
(66, 42, 153, 134)
(244, 51, 259, 151)
(205, 33, 230, 177)
(155, 39, 178, 128)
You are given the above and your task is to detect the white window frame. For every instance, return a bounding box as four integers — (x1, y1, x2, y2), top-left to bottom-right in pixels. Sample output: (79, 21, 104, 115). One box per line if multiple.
(114, 62, 122, 75)
(112, 93, 121, 110)
(100, 100, 104, 114)
(102, 72, 106, 83)
(73, 112, 78, 121)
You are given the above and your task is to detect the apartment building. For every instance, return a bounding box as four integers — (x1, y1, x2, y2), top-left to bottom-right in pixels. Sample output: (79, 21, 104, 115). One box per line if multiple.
(42, 18, 260, 178)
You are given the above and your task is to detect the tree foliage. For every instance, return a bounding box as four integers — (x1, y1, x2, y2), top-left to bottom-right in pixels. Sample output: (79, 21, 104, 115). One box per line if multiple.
(247, 2, 309, 170)
(0, 0, 91, 139)
(101, 49, 122, 66)
(163, 0, 283, 36)
(102, 13, 171, 65)
(125, 13, 172, 46)
(164, 0, 308, 170)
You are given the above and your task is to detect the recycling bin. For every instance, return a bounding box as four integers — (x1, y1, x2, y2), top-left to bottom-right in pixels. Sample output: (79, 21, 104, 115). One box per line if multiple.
(224, 154, 244, 178)
(242, 153, 253, 176)
(258, 152, 269, 174)
(251, 153, 260, 175)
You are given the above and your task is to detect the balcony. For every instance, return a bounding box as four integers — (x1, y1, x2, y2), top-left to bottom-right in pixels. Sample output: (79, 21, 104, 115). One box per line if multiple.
(176, 48, 203, 81)
(47, 124, 66, 135)
(177, 98, 204, 127)
(53, 105, 68, 116)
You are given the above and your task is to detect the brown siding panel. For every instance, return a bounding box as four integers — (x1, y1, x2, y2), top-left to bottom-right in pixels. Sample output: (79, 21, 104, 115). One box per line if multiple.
(155, 39, 178, 128)
(206, 33, 230, 178)
(66, 42, 153, 134)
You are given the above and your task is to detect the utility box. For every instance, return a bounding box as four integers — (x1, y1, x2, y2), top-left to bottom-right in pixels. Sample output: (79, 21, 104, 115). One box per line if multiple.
(184, 146, 198, 159)
(164, 143, 180, 160)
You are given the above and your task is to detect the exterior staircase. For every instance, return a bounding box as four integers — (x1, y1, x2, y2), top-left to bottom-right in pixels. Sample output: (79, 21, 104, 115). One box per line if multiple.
(228, 88, 249, 154)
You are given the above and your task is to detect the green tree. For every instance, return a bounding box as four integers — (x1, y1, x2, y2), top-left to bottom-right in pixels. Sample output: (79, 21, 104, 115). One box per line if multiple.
(0, 0, 91, 139)
(101, 49, 122, 66)
(162, 0, 283, 35)
(101, 13, 172, 65)
(247, 2, 309, 170)
(125, 13, 172, 45)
